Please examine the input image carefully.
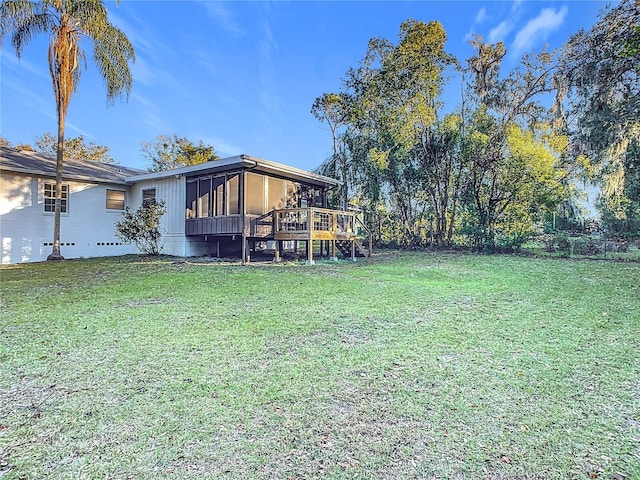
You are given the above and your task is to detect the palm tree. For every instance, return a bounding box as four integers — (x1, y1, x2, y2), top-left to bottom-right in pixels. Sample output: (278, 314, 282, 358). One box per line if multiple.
(1, 0, 134, 260)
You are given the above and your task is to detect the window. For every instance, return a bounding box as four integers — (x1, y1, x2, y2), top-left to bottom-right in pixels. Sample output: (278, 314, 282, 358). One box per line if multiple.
(285, 181, 300, 208)
(246, 172, 265, 215)
(198, 178, 211, 218)
(44, 183, 68, 213)
(300, 185, 323, 208)
(106, 189, 125, 210)
(187, 177, 224, 218)
(268, 177, 285, 211)
(227, 174, 240, 215)
(213, 176, 224, 215)
(186, 182, 197, 219)
(142, 188, 156, 205)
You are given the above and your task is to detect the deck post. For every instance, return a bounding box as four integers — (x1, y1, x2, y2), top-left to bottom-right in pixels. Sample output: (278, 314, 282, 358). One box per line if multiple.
(241, 233, 248, 264)
(274, 240, 281, 263)
(351, 239, 356, 262)
(306, 207, 315, 265)
(307, 240, 314, 265)
(331, 240, 338, 261)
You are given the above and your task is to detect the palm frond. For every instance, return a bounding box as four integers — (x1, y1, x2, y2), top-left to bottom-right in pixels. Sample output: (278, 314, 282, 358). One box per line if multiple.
(92, 23, 134, 103)
(1, 1, 53, 55)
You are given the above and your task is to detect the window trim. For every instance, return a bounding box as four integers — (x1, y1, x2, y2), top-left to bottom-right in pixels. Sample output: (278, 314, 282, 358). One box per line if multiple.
(142, 188, 156, 206)
(43, 183, 69, 214)
(106, 189, 126, 210)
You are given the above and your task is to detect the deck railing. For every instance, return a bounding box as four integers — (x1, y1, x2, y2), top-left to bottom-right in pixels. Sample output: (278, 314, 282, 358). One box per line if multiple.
(273, 207, 361, 236)
(271, 207, 372, 258)
(265, 207, 373, 261)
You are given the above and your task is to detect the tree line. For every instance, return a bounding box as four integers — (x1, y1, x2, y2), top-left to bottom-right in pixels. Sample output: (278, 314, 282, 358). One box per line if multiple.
(2, 0, 637, 260)
(1, 133, 218, 172)
(312, 0, 639, 249)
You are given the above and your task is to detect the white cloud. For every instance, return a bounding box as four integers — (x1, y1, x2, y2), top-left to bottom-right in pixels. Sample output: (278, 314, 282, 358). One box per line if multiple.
(131, 93, 171, 134)
(202, 2, 245, 38)
(511, 0, 524, 14)
(65, 121, 92, 138)
(3, 78, 54, 121)
(130, 56, 154, 86)
(511, 6, 568, 55)
(200, 136, 244, 158)
(475, 7, 488, 24)
(0, 50, 48, 78)
(488, 20, 513, 44)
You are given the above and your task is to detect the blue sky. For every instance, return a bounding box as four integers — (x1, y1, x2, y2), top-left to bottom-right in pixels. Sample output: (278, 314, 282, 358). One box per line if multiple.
(1, 0, 608, 172)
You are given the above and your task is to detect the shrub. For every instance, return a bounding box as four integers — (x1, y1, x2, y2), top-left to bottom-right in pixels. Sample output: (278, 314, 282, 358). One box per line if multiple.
(573, 237, 601, 256)
(604, 241, 629, 253)
(539, 234, 555, 252)
(554, 232, 572, 256)
(115, 199, 167, 255)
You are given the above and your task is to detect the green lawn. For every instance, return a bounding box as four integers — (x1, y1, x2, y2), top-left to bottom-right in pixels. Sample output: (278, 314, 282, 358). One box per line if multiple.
(1, 253, 639, 479)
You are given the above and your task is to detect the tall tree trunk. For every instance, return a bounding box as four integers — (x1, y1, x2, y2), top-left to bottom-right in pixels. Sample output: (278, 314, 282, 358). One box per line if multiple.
(446, 160, 464, 245)
(47, 103, 65, 261)
(341, 154, 348, 212)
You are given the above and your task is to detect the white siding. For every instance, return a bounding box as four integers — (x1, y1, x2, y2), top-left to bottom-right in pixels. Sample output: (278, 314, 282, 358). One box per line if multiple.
(2, 172, 215, 264)
(1, 172, 137, 264)
(129, 176, 208, 257)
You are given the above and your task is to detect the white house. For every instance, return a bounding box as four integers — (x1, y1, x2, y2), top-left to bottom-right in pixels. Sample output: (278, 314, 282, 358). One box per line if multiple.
(1, 147, 142, 263)
(1, 147, 368, 265)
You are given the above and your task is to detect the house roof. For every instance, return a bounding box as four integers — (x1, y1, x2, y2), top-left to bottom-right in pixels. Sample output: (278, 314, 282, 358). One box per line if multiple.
(1, 147, 341, 189)
(125, 154, 341, 188)
(0, 146, 144, 184)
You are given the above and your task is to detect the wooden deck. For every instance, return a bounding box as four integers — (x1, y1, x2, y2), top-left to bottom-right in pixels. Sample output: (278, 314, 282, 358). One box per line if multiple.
(251, 207, 372, 263)
(186, 208, 372, 263)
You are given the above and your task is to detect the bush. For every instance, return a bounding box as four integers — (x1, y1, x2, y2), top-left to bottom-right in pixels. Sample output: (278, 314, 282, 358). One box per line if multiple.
(573, 237, 602, 256)
(604, 241, 629, 253)
(115, 199, 167, 255)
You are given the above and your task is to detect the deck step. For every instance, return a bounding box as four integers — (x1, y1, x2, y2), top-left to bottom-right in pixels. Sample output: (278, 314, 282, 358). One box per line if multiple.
(335, 240, 367, 258)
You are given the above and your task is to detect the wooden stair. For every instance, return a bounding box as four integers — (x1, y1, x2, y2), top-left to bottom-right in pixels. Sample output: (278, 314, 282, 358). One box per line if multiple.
(336, 239, 368, 258)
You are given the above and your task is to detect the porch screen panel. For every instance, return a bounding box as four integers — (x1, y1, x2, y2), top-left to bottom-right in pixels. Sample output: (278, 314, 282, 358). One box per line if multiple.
(227, 174, 240, 215)
(268, 177, 285, 211)
(198, 178, 211, 218)
(285, 180, 299, 208)
(186, 181, 197, 219)
(213, 176, 224, 216)
(246, 172, 265, 215)
(301, 185, 323, 208)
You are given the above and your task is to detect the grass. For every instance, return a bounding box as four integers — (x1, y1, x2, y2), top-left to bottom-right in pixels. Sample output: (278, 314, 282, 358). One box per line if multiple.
(1, 252, 639, 479)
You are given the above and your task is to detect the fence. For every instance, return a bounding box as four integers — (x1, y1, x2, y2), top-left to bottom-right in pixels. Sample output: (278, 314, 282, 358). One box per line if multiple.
(524, 234, 640, 261)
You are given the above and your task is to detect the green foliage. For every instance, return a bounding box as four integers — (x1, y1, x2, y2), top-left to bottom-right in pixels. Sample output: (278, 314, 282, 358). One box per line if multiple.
(572, 236, 601, 256)
(35, 132, 114, 163)
(459, 39, 569, 251)
(622, 25, 640, 62)
(319, 19, 456, 247)
(598, 141, 640, 235)
(114, 199, 167, 255)
(312, 93, 350, 209)
(558, 0, 640, 231)
(538, 232, 571, 254)
(312, 23, 579, 252)
(142, 134, 219, 172)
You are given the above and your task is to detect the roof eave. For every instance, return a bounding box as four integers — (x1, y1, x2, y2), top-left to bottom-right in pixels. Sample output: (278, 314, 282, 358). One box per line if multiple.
(0, 166, 131, 185)
(124, 154, 341, 188)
